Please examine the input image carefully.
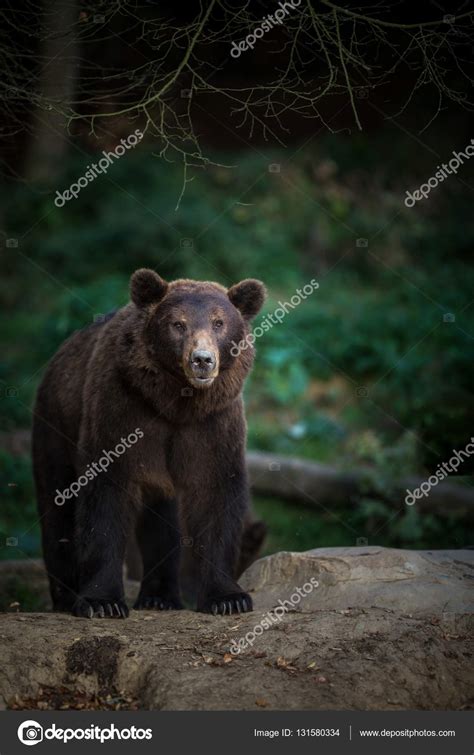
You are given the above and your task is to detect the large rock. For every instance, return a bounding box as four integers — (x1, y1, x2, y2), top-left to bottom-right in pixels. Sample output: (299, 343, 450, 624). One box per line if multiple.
(240, 546, 474, 614)
(0, 548, 473, 711)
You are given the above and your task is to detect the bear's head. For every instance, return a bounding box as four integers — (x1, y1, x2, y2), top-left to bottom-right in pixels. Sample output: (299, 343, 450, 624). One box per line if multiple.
(130, 269, 266, 390)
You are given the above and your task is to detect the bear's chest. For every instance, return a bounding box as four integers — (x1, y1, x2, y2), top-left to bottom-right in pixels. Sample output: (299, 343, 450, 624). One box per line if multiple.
(132, 421, 175, 498)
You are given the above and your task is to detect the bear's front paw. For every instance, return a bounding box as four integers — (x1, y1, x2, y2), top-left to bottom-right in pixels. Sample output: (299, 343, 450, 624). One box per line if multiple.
(72, 597, 129, 619)
(199, 592, 253, 615)
(133, 595, 183, 611)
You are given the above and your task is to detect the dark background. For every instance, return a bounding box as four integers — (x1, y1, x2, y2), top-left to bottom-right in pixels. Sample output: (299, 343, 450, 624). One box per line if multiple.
(1, 1, 473, 605)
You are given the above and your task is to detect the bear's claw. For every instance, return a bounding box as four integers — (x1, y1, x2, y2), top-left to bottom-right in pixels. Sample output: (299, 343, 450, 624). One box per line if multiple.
(72, 597, 129, 619)
(204, 592, 253, 616)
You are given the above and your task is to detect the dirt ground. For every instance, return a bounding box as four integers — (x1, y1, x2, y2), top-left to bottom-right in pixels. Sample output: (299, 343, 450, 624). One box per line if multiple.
(1, 607, 473, 711)
(0, 547, 474, 710)
(1, 548, 473, 710)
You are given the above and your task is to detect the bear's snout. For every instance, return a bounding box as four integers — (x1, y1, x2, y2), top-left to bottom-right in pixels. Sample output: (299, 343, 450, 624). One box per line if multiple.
(191, 349, 216, 372)
(188, 348, 218, 387)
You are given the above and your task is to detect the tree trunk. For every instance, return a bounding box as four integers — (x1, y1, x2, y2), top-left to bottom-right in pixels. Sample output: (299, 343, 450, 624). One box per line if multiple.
(25, 0, 79, 182)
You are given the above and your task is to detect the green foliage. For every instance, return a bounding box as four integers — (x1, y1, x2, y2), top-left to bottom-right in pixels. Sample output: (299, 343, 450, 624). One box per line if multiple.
(1, 128, 473, 553)
(254, 495, 469, 554)
(0, 576, 47, 612)
(0, 451, 39, 561)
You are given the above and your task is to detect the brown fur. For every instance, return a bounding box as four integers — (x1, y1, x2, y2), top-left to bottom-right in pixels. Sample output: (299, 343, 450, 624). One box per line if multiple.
(32, 270, 266, 617)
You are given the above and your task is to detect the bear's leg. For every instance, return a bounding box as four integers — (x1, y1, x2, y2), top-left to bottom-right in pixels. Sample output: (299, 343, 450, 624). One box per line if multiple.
(179, 471, 253, 615)
(41, 504, 78, 612)
(235, 515, 267, 578)
(72, 480, 130, 618)
(33, 421, 78, 612)
(134, 493, 183, 610)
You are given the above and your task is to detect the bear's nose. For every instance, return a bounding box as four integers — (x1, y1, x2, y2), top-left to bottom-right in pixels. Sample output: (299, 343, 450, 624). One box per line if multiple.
(190, 349, 216, 373)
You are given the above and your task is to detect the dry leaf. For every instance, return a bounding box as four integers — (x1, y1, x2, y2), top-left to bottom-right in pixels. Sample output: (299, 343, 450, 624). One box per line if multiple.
(276, 656, 297, 673)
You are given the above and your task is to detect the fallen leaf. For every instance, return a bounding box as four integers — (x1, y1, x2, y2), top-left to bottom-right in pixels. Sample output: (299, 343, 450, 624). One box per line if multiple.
(276, 656, 297, 673)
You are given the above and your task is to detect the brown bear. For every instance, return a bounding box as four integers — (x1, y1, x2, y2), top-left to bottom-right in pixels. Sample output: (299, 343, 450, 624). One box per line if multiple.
(32, 269, 266, 618)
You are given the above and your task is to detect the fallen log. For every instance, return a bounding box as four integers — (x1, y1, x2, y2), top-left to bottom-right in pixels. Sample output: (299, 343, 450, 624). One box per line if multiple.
(247, 451, 474, 517)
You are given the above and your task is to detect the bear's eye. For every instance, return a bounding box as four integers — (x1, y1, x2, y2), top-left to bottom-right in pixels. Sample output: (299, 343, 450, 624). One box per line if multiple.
(213, 319, 224, 330)
(173, 321, 186, 332)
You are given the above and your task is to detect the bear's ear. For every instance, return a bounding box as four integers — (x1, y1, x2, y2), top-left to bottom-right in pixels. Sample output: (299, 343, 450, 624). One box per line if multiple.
(228, 279, 266, 319)
(130, 268, 168, 308)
